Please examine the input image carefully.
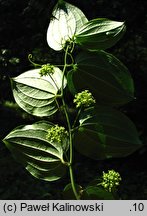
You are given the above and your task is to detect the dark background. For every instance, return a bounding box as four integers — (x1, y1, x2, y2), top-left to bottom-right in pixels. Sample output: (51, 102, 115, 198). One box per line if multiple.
(0, 0, 147, 199)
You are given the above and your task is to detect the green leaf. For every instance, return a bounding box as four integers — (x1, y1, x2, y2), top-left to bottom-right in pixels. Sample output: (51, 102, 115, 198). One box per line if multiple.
(74, 106, 142, 160)
(11, 67, 66, 117)
(63, 183, 82, 199)
(3, 121, 69, 181)
(47, 1, 88, 51)
(75, 18, 126, 50)
(82, 186, 114, 200)
(67, 51, 134, 106)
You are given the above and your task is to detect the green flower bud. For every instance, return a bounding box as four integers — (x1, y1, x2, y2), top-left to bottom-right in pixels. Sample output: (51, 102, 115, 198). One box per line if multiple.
(101, 170, 121, 192)
(39, 64, 54, 76)
(74, 90, 96, 108)
(46, 125, 68, 144)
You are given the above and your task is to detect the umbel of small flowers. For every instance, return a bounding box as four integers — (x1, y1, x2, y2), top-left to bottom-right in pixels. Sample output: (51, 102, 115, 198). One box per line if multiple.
(39, 64, 54, 76)
(101, 170, 122, 192)
(46, 125, 68, 144)
(74, 90, 96, 108)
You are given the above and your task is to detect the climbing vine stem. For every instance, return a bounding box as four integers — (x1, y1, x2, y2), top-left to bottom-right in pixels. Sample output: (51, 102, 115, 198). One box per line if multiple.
(61, 44, 80, 200)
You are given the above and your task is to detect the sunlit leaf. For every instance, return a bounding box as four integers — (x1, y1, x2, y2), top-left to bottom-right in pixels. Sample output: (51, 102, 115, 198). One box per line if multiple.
(47, 1, 88, 51)
(75, 18, 125, 50)
(11, 67, 66, 117)
(3, 121, 69, 181)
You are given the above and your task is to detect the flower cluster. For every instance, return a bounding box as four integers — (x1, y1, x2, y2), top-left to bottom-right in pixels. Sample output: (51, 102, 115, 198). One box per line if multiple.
(74, 90, 96, 108)
(46, 125, 68, 144)
(101, 170, 122, 192)
(39, 64, 54, 76)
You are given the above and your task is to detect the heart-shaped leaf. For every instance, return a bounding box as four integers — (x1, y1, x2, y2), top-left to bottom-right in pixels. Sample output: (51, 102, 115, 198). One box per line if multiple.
(74, 106, 142, 160)
(75, 18, 125, 50)
(11, 67, 66, 117)
(3, 121, 69, 181)
(47, 1, 88, 51)
(67, 51, 134, 106)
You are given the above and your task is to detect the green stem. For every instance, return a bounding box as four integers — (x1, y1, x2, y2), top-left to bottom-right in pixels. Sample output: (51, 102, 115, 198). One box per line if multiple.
(69, 165, 80, 200)
(53, 64, 72, 67)
(61, 45, 79, 200)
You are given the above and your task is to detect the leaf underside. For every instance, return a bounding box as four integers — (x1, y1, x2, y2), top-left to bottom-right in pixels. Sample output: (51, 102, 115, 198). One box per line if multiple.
(11, 67, 66, 117)
(3, 121, 69, 181)
(47, 1, 88, 51)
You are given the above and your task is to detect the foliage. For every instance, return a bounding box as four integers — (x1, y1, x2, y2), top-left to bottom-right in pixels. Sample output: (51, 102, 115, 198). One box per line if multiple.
(2, 1, 142, 200)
